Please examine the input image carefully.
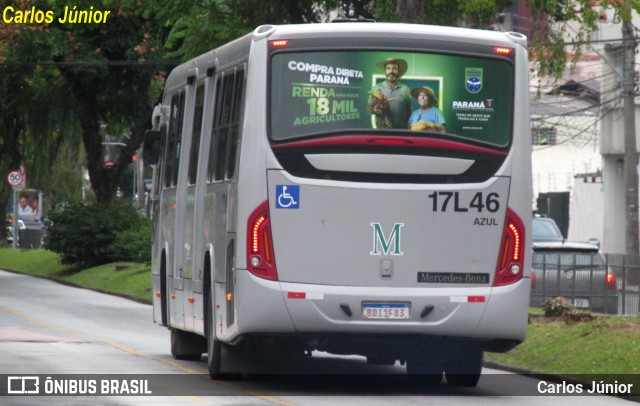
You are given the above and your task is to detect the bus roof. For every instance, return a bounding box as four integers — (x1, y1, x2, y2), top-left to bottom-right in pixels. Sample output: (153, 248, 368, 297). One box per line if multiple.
(264, 22, 527, 48)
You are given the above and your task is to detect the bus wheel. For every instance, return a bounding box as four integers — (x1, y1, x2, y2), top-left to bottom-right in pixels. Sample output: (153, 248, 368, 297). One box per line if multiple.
(205, 289, 222, 378)
(406, 355, 444, 386)
(444, 350, 483, 387)
(170, 328, 204, 361)
(205, 291, 241, 379)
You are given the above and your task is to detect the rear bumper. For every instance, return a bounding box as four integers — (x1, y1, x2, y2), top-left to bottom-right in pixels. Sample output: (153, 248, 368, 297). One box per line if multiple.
(234, 270, 530, 344)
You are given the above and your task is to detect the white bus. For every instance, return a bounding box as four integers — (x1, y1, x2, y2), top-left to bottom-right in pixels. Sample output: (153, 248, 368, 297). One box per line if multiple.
(144, 22, 532, 387)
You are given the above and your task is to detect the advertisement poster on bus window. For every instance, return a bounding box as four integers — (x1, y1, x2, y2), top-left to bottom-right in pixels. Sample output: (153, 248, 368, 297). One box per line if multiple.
(270, 50, 513, 147)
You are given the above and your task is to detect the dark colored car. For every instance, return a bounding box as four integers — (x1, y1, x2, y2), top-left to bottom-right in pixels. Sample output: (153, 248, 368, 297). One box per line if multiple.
(532, 217, 564, 243)
(529, 241, 618, 314)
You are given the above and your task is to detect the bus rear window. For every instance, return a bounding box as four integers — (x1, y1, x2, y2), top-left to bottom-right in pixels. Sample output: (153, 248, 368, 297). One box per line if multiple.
(270, 50, 513, 147)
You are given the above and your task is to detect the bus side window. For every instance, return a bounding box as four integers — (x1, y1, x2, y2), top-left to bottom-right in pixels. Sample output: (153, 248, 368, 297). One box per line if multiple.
(164, 94, 178, 188)
(225, 68, 244, 180)
(214, 73, 234, 181)
(188, 84, 205, 186)
(207, 67, 244, 182)
(207, 75, 225, 183)
(155, 124, 167, 196)
(164, 91, 185, 188)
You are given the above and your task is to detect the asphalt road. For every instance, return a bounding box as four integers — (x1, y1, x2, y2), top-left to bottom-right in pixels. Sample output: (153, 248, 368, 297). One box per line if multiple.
(0, 269, 637, 405)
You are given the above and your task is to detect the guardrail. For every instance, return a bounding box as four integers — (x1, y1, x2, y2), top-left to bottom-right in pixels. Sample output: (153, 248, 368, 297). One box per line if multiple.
(529, 253, 639, 316)
(605, 253, 640, 316)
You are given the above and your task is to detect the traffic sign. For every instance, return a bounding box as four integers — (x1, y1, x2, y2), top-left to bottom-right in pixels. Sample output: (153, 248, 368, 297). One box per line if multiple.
(7, 170, 23, 187)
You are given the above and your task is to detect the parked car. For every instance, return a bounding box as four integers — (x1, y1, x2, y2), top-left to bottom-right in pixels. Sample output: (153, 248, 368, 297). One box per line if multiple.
(6, 218, 50, 248)
(529, 240, 618, 314)
(532, 216, 564, 243)
(6, 218, 25, 244)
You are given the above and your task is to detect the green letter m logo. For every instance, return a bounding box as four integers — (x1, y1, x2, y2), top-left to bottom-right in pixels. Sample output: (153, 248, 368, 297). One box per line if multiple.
(370, 223, 404, 256)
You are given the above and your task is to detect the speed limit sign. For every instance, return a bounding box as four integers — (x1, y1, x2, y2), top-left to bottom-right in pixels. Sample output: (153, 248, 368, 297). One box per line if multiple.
(7, 170, 23, 187)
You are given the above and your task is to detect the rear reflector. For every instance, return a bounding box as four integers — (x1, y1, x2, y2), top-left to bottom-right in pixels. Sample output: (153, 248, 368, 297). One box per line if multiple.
(451, 296, 486, 303)
(287, 292, 324, 300)
(247, 201, 278, 281)
(494, 208, 525, 287)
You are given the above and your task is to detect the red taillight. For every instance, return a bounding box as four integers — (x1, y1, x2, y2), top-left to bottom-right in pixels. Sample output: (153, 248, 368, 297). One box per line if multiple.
(530, 273, 536, 289)
(606, 272, 617, 290)
(494, 208, 525, 287)
(270, 39, 290, 48)
(247, 201, 278, 281)
(494, 46, 514, 56)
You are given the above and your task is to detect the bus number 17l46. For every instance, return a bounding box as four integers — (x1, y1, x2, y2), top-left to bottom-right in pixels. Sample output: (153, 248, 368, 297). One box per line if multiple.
(428, 191, 500, 213)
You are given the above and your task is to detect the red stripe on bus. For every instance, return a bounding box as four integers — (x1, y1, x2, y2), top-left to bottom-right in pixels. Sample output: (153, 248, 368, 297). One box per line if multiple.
(272, 136, 507, 156)
(287, 292, 306, 299)
(468, 296, 486, 303)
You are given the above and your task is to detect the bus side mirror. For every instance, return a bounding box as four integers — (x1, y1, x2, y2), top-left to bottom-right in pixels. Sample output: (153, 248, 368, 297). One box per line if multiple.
(143, 130, 161, 165)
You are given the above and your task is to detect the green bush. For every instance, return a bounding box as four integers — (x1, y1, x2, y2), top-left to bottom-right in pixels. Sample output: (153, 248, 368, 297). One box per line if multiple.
(111, 222, 152, 263)
(45, 199, 151, 268)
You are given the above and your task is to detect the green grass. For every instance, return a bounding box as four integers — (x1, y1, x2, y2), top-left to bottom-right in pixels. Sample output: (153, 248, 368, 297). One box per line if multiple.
(0, 248, 71, 277)
(486, 315, 640, 395)
(0, 247, 151, 303)
(486, 317, 640, 374)
(1, 247, 639, 394)
(63, 262, 152, 302)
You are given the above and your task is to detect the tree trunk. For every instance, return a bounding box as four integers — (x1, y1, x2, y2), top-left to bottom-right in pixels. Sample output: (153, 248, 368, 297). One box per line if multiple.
(76, 90, 117, 205)
(58, 66, 154, 206)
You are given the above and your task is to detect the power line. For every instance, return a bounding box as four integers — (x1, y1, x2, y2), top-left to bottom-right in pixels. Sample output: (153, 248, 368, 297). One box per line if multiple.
(532, 97, 621, 151)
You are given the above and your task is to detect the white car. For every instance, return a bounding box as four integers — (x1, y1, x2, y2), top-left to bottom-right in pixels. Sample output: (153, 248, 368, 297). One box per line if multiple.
(6, 219, 25, 244)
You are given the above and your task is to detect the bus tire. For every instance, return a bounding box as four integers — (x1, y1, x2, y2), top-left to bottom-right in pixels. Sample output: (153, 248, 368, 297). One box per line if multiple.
(444, 349, 483, 387)
(170, 328, 204, 361)
(206, 290, 223, 378)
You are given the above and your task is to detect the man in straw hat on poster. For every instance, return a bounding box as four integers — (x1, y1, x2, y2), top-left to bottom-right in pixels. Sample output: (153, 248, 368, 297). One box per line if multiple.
(367, 57, 413, 129)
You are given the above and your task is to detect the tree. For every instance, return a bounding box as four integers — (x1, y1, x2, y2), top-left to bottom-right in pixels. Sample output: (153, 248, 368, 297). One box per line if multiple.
(377, 0, 516, 26)
(0, 39, 83, 242)
(1, 0, 170, 205)
(45, 1, 168, 204)
(396, 0, 425, 23)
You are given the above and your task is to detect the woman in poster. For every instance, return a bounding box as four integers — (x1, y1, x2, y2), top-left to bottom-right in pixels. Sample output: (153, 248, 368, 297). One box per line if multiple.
(408, 86, 445, 133)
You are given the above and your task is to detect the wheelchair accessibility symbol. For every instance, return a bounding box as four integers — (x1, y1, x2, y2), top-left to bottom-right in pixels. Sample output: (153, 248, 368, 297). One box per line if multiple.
(276, 185, 300, 209)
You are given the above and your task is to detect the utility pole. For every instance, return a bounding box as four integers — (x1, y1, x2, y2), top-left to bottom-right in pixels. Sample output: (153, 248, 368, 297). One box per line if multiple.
(623, 0, 639, 257)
